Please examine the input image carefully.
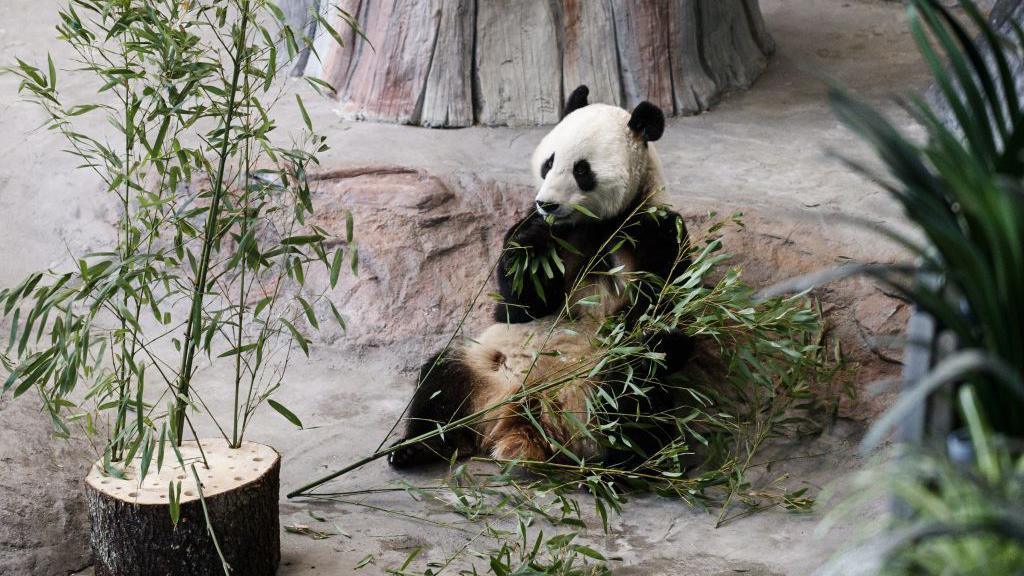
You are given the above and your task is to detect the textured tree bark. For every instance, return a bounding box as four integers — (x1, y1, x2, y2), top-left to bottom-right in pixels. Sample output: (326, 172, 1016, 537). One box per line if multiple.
(928, 0, 1024, 128)
(85, 441, 280, 576)
(299, 0, 775, 126)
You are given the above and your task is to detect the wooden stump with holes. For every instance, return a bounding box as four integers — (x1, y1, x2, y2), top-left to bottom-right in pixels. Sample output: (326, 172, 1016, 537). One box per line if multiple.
(85, 440, 280, 576)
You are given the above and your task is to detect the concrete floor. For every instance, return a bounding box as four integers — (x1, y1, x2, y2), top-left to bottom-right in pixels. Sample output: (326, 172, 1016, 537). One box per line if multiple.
(1, 0, 931, 574)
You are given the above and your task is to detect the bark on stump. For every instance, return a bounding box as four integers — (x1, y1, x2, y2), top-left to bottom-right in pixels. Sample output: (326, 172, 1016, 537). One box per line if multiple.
(296, 0, 775, 126)
(929, 0, 1024, 128)
(85, 440, 280, 576)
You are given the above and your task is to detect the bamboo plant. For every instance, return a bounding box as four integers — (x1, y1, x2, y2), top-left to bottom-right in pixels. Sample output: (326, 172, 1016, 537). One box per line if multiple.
(829, 0, 1024, 439)
(1, 0, 357, 475)
(816, 1, 1024, 573)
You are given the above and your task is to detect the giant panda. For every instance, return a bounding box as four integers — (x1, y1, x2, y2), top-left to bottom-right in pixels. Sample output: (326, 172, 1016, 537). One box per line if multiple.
(388, 86, 691, 470)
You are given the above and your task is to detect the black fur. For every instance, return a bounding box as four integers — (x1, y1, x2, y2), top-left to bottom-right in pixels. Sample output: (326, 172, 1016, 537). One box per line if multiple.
(540, 153, 554, 179)
(622, 207, 688, 285)
(572, 159, 596, 191)
(598, 367, 678, 468)
(617, 208, 689, 327)
(394, 205, 693, 470)
(493, 211, 569, 323)
(628, 101, 665, 142)
(394, 99, 692, 469)
(493, 202, 690, 329)
(388, 350, 477, 468)
(563, 85, 590, 117)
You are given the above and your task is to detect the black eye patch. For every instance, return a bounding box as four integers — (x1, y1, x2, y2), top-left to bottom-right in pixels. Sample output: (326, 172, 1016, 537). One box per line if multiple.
(572, 159, 596, 191)
(540, 153, 554, 179)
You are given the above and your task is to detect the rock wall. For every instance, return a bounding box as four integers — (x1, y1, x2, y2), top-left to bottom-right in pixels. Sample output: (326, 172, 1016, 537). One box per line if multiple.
(304, 166, 531, 364)
(0, 398, 93, 575)
(304, 166, 905, 419)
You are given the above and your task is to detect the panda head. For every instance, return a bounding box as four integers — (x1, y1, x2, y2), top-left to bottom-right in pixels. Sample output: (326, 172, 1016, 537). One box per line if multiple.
(532, 85, 666, 224)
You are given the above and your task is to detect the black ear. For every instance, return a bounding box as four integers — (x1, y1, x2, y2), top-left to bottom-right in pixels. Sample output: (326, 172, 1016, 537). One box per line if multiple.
(628, 101, 665, 142)
(563, 85, 590, 118)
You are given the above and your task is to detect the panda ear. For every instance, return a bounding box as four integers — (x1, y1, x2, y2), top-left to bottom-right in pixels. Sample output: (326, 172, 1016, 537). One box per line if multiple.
(562, 85, 589, 118)
(628, 101, 665, 142)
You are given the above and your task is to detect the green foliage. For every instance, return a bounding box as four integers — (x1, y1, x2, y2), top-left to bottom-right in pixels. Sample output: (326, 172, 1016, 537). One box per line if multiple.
(817, 2, 1024, 574)
(297, 209, 836, 573)
(507, 211, 829, 527)
(829, 0, 1024, 436)
(0, 0, 358, 473)
(825, 385, 1024, 576)
(465, 524, 612, 576)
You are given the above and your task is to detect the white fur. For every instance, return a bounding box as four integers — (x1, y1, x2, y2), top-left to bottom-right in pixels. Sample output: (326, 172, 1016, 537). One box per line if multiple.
(532, 104, 667, 222)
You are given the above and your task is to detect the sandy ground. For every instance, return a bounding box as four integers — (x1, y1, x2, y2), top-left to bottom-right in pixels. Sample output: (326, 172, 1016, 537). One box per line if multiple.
(0, 0, 930, 574)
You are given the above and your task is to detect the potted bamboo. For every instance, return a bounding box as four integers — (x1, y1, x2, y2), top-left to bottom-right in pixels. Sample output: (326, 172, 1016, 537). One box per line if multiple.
(1, 1, 357, 574)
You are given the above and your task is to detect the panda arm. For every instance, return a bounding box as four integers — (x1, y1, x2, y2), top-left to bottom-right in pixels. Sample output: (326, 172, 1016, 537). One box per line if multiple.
(626, 207, 690, 284)
(493, 212, 567, 323)
(620, 208, 694, 373)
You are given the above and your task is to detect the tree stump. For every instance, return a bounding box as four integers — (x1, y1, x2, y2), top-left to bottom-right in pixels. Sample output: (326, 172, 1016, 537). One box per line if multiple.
(298, 0, 775, 126)
(929, 0, 1024, 128)
(85, 440, 280, 576)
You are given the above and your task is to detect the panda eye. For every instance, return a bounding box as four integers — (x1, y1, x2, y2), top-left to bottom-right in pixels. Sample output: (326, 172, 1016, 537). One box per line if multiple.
(540, 153, 554, 179)
(572, 159, 596, 192)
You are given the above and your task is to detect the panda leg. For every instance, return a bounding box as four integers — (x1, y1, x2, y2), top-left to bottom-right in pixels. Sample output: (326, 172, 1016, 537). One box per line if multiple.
(488, 402, 550, 463)
(388, 350, 477, 469)
(598, 362, 680, 469)
(647, 328, 693, 377)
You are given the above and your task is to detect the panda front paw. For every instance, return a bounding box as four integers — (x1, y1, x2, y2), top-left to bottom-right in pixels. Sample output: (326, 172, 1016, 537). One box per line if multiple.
(508, 212, 554, 248)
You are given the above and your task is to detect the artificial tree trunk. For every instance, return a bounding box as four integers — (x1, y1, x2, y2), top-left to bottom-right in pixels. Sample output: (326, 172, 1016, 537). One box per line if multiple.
(85, 440, 280, 576)
(930, 0, 1024, 127)
(297, 0, 775, 126)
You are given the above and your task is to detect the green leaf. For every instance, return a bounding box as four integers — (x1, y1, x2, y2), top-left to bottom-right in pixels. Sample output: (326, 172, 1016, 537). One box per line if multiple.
(281, 234, 324, 246)
(328, 301, 346, 332)
(354, 554, 374, 570)
(281, 318, 310, 356)
(218, 343, 257, 358)
(545, 532, 576, 549)
(330, 248, 343, 288)
(298, 297, 319, 329)
(268, 399, 303, 429)
(295, 94, 312, 131)
(150, 116, 170, 159)
(571, 204, 599, 219)
(46, 54, 56, 90)
(168, 481, 182, 526)
(266, 1, 286, 22)
(572, 545, 606, 561)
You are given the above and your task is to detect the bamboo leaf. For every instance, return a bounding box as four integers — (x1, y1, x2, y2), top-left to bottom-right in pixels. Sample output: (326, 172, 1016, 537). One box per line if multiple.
(267, 399, 303, 429)
(295, 94, 312, 131)
(330, 248, 343, 288)
(298, 297, 318, 329)
(281, 319, 309, 356)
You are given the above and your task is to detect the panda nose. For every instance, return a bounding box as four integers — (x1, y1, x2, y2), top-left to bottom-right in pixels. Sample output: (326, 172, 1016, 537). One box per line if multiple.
(536, 201, 560, 214)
